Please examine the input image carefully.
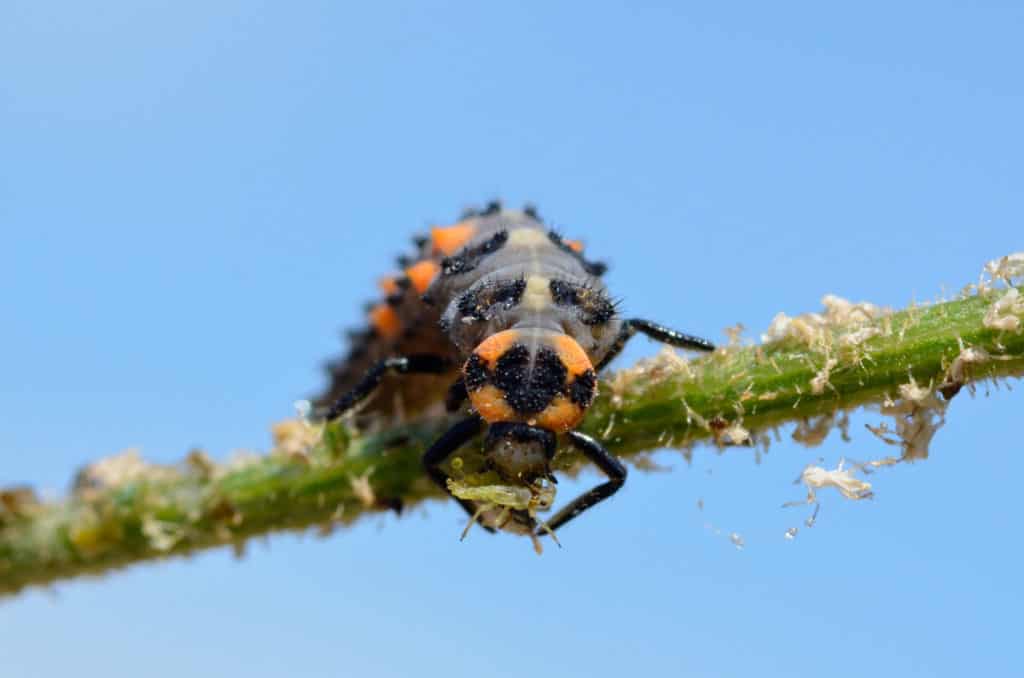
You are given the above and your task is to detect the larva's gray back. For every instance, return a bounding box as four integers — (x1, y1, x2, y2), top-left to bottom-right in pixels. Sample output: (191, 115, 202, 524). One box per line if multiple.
(426, 210, 622, 363)
(312, 205, 620, 425)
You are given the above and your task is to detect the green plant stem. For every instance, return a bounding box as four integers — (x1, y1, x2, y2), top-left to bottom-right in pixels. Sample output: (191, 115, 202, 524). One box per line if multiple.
(1, 286, 1022, 597)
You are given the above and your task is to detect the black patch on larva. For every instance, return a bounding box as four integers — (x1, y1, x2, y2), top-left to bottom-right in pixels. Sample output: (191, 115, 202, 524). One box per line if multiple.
(463, 354, 490, 391)
(324, 356, 346, 374)
(493, 345, 568, 415)
(441, 229, 509, 276)
(547, 231, 608, 277)
(456, 277, 527, 321)
(385, 292, 404, 307)
(346, 327, 374, 343)
(523, 203, 541, 221)
(549, 279, 616, 325)
(482, 200, 502, 216)
(549, 279, 576, 306)
(569, 369, 597, 408)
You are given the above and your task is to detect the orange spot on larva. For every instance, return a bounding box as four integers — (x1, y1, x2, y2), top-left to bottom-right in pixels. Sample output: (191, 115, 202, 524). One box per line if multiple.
(467, 384, 517, 423)
(405, 259, 440, 294)
(378, 276, 400, 296)
(535, 395, 586, 433)
(431, 221, 476, 255)
(471, 330, 521, 368)
(566, 239, 584, 253)
(551, 334, 593, 377)
(369, 304, 401, 340)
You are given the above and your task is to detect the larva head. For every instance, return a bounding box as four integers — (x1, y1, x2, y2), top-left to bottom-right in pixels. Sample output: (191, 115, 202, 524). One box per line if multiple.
(463, 329, 598, 434)
(483, 422, 557, 484)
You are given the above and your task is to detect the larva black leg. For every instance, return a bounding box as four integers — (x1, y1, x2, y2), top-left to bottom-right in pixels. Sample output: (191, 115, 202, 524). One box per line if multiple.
(445, 378, 468, 413)
(628, 319, 717, 351)
(323, 354, 451, 420)
(422, 415, 495, 533)
(537, 431, 626, 536)
(596, 318, 715, 370)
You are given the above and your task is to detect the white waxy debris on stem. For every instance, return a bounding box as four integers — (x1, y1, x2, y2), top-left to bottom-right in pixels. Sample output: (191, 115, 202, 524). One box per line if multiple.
(786, 458, 873, 504)
(949, 340, 990, 384)
(72, 449, 184, 497)
(867, 383, 948, 462)
(784, 527, 798, 541)
(621, 346, 696, 385)
(73, 449, 149, 492)
(761, 294, 890, 349)
(680, 397, 710, 431)
(898, 376, 932, 404)
(350, 471, 376, 507)
(821, 294, 884, 325)
(810, 357, 838, 395)
(141, 517, 186, 552)
(271, 419, 319, 458)
(729, 532, 745, 550)
(762, 312, 823, 347)
(984, 252, 1024, 285)
(839, 326, 881, 348)
(983, 288, 1024, 332)
(720, 422, 751, 446)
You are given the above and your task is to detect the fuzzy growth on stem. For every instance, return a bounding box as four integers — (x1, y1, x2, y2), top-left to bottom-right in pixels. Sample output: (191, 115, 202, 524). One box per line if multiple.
(1, 258, 1023, 597)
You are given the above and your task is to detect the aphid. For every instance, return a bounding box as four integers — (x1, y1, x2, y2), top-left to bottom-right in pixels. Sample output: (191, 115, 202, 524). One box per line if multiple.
(313, 202, 714, 540)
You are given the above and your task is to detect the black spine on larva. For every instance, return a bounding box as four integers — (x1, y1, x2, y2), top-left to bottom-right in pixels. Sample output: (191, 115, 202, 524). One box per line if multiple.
(441, 229, 509, 276)
(462, 353, 490, 391)
(456, 278, 527, 321)
(312, 221, 458, 417)
(568, 369, 598, 407)
(549, 279, 617, 325)
(547, 230, 608, 276)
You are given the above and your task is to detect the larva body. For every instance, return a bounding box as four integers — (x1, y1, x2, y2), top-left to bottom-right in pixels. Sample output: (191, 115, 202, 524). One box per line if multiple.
(314, 203, 714, 541)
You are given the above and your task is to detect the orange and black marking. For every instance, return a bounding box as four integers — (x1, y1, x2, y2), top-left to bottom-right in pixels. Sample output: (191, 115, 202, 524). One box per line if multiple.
(430, 221, 476, 256)
(463, 330, 596, 433)
(313, 200, 715, 543)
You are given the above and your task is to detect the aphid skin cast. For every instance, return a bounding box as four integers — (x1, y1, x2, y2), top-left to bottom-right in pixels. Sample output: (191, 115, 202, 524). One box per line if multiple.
(314, 202, 714, 538)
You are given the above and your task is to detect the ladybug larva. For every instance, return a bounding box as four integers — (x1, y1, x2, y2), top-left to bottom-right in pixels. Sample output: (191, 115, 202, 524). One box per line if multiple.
(313, 201, 714, 540)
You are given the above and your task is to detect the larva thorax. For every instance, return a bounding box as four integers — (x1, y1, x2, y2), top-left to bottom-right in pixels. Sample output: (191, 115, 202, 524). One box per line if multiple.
(425, 211, 619, 433)
(430, 211, 620, 361)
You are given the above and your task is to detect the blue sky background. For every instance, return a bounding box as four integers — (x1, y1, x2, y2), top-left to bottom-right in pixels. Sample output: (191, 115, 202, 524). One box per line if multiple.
(2, 2, 1022, 676)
